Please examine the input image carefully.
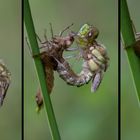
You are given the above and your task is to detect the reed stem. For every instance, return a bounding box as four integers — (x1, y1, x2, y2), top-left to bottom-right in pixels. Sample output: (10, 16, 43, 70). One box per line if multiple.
(24, 0, 61, 139)
(121, 0, 140, 103)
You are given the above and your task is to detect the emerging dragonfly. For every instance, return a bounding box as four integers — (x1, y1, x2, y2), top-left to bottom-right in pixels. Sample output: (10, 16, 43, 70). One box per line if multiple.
(0, 60, 11, 107)
(56, 24, 109, 91)
(32, 23, 109, 111)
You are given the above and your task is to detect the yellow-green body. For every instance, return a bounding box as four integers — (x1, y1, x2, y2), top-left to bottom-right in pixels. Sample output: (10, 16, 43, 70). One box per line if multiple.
(75, 24, 109, 92)
(76, 24, 99, 48)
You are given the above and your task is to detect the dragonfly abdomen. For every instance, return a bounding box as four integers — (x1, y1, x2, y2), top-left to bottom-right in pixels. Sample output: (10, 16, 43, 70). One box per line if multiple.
(56, 57, 93, 87)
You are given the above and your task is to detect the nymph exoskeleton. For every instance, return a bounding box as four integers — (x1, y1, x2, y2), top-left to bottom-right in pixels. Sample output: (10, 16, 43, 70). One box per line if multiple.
(34, 24, 75, 111)
(33, 23, 109, 111)
(0, 60, 11, 107)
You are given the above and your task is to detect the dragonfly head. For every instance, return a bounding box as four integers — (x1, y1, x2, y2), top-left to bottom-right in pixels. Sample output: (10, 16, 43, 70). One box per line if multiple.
(75, 24, 99, 47)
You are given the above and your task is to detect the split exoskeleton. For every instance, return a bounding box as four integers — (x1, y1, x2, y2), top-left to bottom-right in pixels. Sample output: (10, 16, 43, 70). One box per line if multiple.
(35, 24, 109, 111)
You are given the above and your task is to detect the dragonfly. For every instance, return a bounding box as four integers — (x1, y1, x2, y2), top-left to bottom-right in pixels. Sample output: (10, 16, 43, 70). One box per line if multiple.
(31, 23, 109, 111)
(34, 23, 75, 111)
(56, 23, 109, 91)
(0, 60, 11, 107)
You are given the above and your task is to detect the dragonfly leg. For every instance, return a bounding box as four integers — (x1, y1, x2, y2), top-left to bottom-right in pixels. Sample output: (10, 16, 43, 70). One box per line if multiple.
(44, 29, 48, 42)
(49, 23, 54, 38)
(131, 20, 137, 35)
(36, 33, 42, 43)
(64, 53, 82, 69)
(25, 37, 33, 57)
(36, 32, 49, 44)
(64, 54, 77, 59)
(35, 32, 50, 51)
(136, 32, 140, 40)
(65, 43, 80, 51)
(131, 20, 140, 40)
(25, 37, 42, 58)
(65, 47, 79, 51)
(59, 23, 74, 36)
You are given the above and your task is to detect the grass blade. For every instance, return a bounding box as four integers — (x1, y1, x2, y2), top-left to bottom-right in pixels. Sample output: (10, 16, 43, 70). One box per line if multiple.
(24, 0, 61, 139)
(121, 0, 140, 103)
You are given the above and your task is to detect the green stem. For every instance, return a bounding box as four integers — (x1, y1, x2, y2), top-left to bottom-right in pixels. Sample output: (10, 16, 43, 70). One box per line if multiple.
(121, 0, 140, 103)
(24, 0, 61, 139)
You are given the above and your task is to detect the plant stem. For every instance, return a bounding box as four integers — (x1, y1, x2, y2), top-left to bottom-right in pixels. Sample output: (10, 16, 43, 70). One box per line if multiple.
(121, 0, 140, 103)
(24, 0, 61, 139)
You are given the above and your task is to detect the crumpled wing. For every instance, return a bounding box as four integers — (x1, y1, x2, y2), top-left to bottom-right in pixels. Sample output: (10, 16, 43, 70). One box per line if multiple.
(91, 71, 103, 92)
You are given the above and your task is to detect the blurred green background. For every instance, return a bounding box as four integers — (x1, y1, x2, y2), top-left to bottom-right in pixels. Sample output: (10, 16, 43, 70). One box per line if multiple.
(24, 0, 118, 140)
(121, 0, 140, 140)
(0, 0, 21, 140)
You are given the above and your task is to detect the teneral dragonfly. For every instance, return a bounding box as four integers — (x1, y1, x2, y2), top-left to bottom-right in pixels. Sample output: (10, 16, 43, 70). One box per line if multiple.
(56, 24, 109, 91)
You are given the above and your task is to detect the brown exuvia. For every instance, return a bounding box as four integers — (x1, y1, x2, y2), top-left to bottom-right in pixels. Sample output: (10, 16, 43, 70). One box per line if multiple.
(34, 24, 109, 111)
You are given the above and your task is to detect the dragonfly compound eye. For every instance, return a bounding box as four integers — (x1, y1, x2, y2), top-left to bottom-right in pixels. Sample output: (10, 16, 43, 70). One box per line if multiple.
(87, 29, 99, 40)
(91, 27, 99, 39)
(88, 32, 92, 37)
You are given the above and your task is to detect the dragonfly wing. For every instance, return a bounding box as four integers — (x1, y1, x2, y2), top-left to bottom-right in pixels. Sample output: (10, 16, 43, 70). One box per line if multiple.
(91, 71, 103, 92)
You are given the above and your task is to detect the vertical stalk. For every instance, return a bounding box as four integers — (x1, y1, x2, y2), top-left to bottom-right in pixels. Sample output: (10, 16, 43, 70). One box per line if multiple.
(24, 0, 61, 139)
(121, 0, 140, 103)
